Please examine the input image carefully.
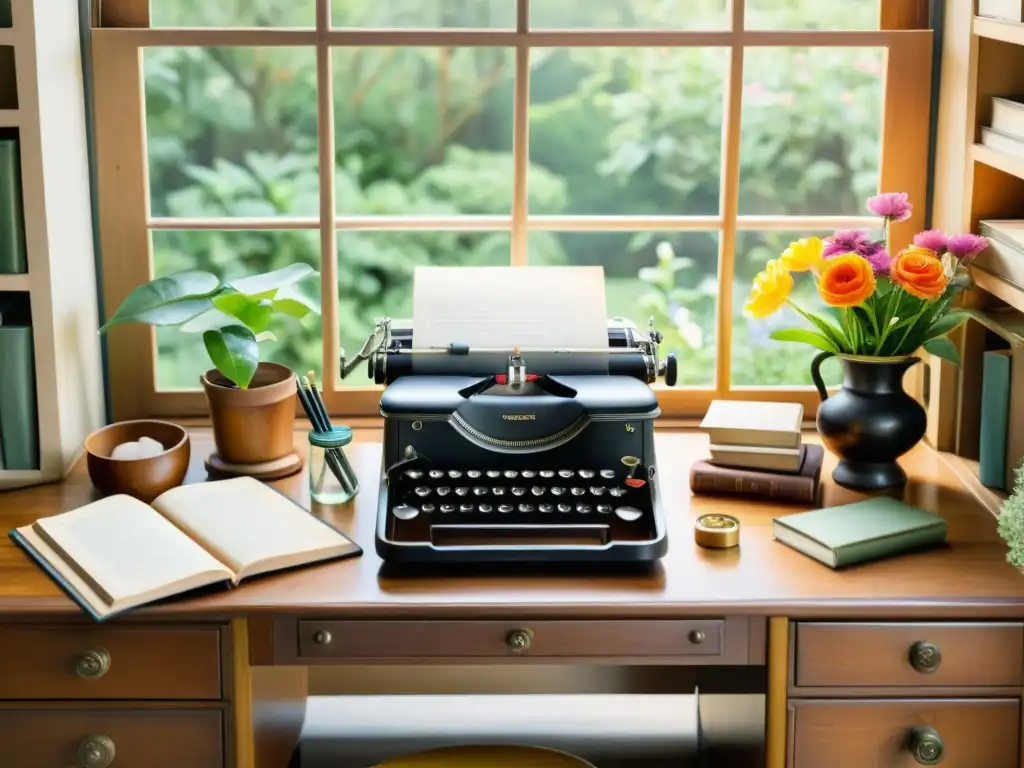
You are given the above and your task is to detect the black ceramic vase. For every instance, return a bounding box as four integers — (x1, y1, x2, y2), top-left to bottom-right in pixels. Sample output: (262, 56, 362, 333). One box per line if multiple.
(810, 352, 927, 491)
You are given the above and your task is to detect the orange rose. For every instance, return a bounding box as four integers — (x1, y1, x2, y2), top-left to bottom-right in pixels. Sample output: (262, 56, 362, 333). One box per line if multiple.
(817, 254, 876, 308)
(891, 246, 948, 300)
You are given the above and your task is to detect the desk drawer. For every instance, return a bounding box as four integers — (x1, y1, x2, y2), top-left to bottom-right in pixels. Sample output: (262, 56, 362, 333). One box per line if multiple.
(789, 698, 1019, 768)
(793, 622, 1024, 689)
(296, 619, 749, 663)
(0, 626, 223, 700)
(0, 707, 223, 768)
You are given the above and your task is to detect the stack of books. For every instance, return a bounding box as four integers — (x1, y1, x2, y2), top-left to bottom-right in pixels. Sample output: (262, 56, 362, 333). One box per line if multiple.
(691, 400, 824, 503)
(981, 95, 1024, 160)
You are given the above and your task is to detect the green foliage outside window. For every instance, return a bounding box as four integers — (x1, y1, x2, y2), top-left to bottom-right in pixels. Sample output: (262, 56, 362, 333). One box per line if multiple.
(145, 0, 880, 390)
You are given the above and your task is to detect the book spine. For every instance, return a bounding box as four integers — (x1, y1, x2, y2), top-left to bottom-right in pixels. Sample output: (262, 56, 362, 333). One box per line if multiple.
(980, 351, 1011, 489)
(1008, 350, 1024, 491)
(0, 139, 26, 274)
(690, 465, 816, 503)
(834, 525, 947, 568)
(0, 0, 9, 27)
(0, 326, 39, 469)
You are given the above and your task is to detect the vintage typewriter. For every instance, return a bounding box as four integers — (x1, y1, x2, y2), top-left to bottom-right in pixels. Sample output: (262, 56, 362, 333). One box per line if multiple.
(340, 312, 678, 565)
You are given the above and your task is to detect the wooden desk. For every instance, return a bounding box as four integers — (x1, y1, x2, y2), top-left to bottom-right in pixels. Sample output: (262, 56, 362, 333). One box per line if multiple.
(1, 428, 1023, 768)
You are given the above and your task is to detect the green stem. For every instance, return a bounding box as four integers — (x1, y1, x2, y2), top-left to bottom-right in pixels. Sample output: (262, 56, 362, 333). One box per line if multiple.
(873, 284, 903, 354)
(890, 302, 930, 356)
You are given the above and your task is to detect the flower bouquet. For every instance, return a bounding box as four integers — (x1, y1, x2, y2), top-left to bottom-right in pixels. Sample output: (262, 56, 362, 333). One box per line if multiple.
(744, 192, 990, 491)
(744, 192, 987, 364)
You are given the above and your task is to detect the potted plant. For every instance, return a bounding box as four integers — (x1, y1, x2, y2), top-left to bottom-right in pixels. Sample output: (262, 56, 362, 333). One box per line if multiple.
(743, 191, 989, 491)
(100, 263, 321, 479)
(997, 461, 1024, 568)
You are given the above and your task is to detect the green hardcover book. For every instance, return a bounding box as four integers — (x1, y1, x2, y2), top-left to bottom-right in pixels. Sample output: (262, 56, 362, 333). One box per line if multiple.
(772, 497, 947, 569)
(0, 324, 39, 470)
(980, 349, 1013, 489)
(0, 137, 26, 273)
(0, 0, 10, 28)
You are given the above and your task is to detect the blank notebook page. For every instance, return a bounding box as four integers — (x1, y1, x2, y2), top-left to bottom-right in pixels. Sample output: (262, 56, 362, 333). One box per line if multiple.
(152, 476, 354, 576)
(33, 495, 229, 605)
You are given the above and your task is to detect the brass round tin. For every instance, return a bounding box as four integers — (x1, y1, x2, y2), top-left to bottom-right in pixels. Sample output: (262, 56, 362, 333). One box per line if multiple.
(694, 513, 740, 548)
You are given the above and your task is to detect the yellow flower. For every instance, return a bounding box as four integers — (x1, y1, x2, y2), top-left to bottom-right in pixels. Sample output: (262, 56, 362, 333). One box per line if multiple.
(779, 237, 824, 272)
(744, 258, 793, 319)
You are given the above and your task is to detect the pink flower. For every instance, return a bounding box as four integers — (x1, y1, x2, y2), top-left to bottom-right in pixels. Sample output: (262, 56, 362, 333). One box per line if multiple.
(946, 233, 989, 265)
(823, 229, 874, 258)
(867, 192, 913, 222)
(865, 248, 892, 276)
(913, 229, 948, 254)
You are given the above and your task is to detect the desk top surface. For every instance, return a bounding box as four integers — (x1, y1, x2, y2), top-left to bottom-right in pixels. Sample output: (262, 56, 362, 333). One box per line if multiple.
(2, 427, 1023, 621)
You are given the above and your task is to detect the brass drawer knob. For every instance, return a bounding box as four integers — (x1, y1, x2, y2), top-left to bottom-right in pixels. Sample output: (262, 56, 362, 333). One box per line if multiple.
(78, 734, 116, 768)
(313, 629, 333, 645)
(688, 629, 706, 645)
(908, 726, 944, 765)
(76, 647, 111, 679)
(909, 640, 941, 674)
(505, 628, 533, 653)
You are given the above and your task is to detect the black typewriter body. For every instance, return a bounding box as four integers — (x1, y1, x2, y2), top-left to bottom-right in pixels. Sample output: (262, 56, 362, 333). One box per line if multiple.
(341, 315, 676, 566)
(375, 374, 667, 564)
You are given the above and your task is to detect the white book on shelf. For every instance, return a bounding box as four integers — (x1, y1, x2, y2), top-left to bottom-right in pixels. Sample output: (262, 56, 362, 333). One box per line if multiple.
(992, 96, 1024, 139)
(978, 221, 1024, 291)
(979, 0, 1024, 22)
(980, 126, 1024, 158)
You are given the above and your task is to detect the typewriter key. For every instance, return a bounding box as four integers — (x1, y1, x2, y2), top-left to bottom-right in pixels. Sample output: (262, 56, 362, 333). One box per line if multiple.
(472, 486, 488, 496)
(467, 470, 482, 479)
(539, 504, 554, 513)
(512, 487, 527, 496)
(478, 504, 493, 513)
(608, 488, 627, 498)
(576, 504, 592, 514)
(551, 487, 566, 496)
(498, 504, 514, 514)
(518, 503, 535, 513)
(520, 470, 537, 479)
(448, 470, 463, 479)
(455, 487, 470, 496)
(436, 487, 451, 496)
(440, 504, 456, 514)
(539, 470, 555, 478)
(614, 506, 643, 522)
(492, 487, 505, 495)
(571, 487, 586, 496)
(589, 486, 605, 496)
(597, 505, 612, 514)
(486, 470, 502, 478)
(429, 470, 445, 479)
(578, 469, 596, 479)
(531, 486, 545, 496)
(557, 503, 572, 513)
(504, 470, 518, 479)
(405, 470, 424, 480)
(558, 469, 574, 478)
(393, 504, 419, 520)
(421, 504, 436, 514)
(414, 486, 431, 497)
(599, 469, 615, 480)
(459, 503, 474, 513)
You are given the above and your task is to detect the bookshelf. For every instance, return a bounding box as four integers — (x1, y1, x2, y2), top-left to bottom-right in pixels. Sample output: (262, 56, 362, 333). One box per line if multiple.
(929, 0, 1024, 509)
(0, 0, 104, 489)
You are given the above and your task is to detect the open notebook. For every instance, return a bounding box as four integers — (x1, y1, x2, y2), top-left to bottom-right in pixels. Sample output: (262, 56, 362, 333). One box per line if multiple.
(10, 476, 362, 621)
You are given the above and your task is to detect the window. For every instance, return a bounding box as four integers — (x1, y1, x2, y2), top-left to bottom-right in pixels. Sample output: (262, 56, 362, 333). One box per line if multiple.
(92, 0, 932, 420)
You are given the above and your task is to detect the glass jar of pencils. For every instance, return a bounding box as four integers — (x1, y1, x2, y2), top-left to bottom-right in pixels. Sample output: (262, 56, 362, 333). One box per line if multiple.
(308, 426, 359, 505)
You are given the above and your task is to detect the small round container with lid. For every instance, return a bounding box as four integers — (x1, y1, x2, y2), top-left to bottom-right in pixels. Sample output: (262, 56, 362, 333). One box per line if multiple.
(308, 425, 359, 505)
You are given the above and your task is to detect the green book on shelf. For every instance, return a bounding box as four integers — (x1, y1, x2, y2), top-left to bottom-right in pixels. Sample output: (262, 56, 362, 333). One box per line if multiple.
(772, 497, 948, 569)
(0, 324, 39, 470)
(0, 137, 26, 274)
(0, 0, 10, 28)
(980, 349, 1013, 489)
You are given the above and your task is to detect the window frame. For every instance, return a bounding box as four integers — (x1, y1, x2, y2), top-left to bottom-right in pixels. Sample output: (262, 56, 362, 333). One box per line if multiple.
(91, 0, 933, 422)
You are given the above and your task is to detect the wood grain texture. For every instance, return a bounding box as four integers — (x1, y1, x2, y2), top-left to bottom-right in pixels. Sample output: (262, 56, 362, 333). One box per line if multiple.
(787, 698, 1019, 768)
(0, 625, 223, 699)
(0, 706, 224, 768)
(765, 617, 788, 768)
(2, 429, 1024, 620)
(793, 621, 1024, 689)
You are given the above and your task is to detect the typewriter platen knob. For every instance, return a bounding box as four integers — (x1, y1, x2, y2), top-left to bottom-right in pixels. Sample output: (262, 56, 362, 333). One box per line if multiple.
(664, 353, 678, 387)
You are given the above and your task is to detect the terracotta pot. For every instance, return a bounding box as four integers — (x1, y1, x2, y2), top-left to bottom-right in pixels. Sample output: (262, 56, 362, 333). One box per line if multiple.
(200, 361, 297, 465)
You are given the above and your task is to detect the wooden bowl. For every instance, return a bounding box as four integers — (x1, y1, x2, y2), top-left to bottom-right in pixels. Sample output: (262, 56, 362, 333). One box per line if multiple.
(85, 420, 190, 503)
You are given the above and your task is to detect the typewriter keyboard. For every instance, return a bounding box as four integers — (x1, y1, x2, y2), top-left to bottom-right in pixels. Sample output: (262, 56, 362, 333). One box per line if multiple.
(391, 468, 649, 523)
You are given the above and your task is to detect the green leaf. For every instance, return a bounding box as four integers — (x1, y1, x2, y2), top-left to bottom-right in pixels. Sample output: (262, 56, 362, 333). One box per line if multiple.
(254, 331, 277, 343)
(769, 328, 839, 353)
(180, 308, 238, 334)
(226, 264, 316, 297)
(924, 311, 972, 341)
(212, 293, 274, 333)
(202, 325, 259, 389)
(99, 270, 220, 331)
(786, 302, 849, 352)
(924, 336, 961, 367)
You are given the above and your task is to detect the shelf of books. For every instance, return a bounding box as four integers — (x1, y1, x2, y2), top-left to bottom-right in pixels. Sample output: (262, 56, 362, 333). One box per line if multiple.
(0, 0, 103, 489)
